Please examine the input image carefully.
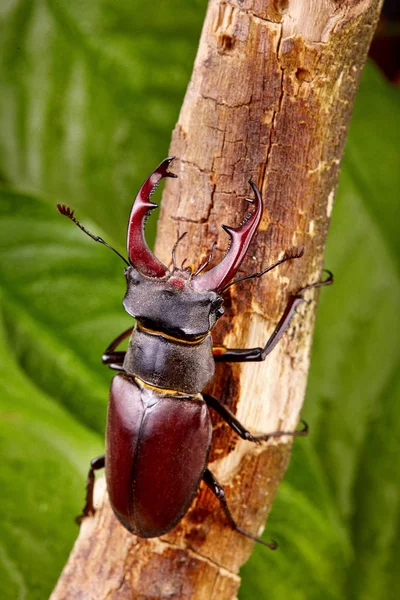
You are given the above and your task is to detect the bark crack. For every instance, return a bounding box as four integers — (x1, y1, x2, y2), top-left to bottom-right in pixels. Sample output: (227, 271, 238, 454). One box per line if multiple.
(261, 21, 285, 189)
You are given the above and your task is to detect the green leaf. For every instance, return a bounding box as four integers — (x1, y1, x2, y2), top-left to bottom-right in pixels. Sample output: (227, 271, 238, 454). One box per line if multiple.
(0, 291, 103, 600)
(0, 0, 205, 241)
(0, 188, 112, 598)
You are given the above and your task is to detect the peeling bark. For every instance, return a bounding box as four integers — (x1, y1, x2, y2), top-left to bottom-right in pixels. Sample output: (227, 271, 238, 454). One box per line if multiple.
(51, 1, 383, 599)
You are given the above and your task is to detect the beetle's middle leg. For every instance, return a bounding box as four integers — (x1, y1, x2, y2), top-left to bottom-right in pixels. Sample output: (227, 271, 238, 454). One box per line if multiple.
(76, 455, 105, 524)
(214, 271, 333, 363)
(102, 326, 134, 371)
(203, 468, 277, 549)
(204, 393, 307, 443)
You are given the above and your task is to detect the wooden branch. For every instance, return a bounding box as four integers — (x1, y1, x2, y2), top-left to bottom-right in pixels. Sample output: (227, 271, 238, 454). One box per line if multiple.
(51, 1, 383, 598)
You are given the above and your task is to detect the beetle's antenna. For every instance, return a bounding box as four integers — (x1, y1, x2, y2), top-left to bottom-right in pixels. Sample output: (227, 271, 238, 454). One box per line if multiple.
(220, 246, 305, 293)
(171, 231, 188, 270)
(57, 204, 130, 266)
(193, 242, 217, 277)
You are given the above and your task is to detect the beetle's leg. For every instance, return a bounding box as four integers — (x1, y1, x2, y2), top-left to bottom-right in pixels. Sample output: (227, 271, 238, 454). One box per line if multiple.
(76, 455, 105, 524)
(214, 271, 333, 363)
(102, 326, 134, 369)
(102, 351, 126, 369)
(213, 295, 302, 362)
(102, 351, 126, 371)
(204, 393, 308, 443)
(203, 468, 277, 549)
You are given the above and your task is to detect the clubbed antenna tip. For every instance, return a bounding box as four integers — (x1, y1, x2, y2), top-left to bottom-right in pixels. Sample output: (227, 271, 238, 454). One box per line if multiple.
(56, 203, 129, 266)
(284, 246, 305, 260)
(57, 203, 75, 219)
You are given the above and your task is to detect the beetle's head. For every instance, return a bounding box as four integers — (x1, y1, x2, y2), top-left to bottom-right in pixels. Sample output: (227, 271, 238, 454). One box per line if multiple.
(123, 157, 263, 340)
(123, 266, 224, 340)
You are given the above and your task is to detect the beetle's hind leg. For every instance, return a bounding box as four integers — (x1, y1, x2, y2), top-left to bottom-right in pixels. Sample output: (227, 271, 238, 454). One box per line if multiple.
(76, 455, 105, 525)
(204, 393, 308, 443)
(203, 469, 277, 549)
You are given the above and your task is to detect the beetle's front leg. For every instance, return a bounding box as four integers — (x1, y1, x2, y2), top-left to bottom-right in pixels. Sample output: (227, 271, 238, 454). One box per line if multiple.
(76, 455, 105, 524)
(214, 271, 333, 363)
(101, 326, 134, 370)
(204, 393, 308, 443)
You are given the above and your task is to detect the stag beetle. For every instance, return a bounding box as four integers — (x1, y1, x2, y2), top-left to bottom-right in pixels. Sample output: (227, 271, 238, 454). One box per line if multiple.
(57, 157, 331, 549)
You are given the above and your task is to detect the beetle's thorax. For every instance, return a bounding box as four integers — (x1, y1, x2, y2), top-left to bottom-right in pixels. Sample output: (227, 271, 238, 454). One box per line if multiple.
(122, 265, 224, 394)
(123, 325, 215, 394)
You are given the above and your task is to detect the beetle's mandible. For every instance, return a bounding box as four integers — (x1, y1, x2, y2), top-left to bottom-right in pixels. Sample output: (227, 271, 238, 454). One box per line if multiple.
(57, 157, 332, 549)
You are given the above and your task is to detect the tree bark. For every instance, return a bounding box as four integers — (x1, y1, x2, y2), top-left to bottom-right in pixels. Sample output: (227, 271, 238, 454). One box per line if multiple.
(51, 1, 383, 598)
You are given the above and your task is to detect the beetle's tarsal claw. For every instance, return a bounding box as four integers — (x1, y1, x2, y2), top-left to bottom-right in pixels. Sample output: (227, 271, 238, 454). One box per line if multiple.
(297, 269, 334, 295)
(323, 269, 334, 285)
(297, 420, 309, 435)
(267, 539, 278, 551)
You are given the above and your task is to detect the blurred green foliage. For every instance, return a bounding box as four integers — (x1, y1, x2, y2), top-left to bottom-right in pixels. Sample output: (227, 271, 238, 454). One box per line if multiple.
(0, 1, 399, 599)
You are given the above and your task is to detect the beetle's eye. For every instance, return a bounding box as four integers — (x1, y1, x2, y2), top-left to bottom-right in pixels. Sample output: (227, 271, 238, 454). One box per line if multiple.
(211, 297, 224, 317)
(212, 297, 223, 309)
(127, 270, 141, 285)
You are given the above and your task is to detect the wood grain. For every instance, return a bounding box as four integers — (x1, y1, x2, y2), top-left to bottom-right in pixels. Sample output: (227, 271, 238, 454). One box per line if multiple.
(51, 1, 383, 598)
